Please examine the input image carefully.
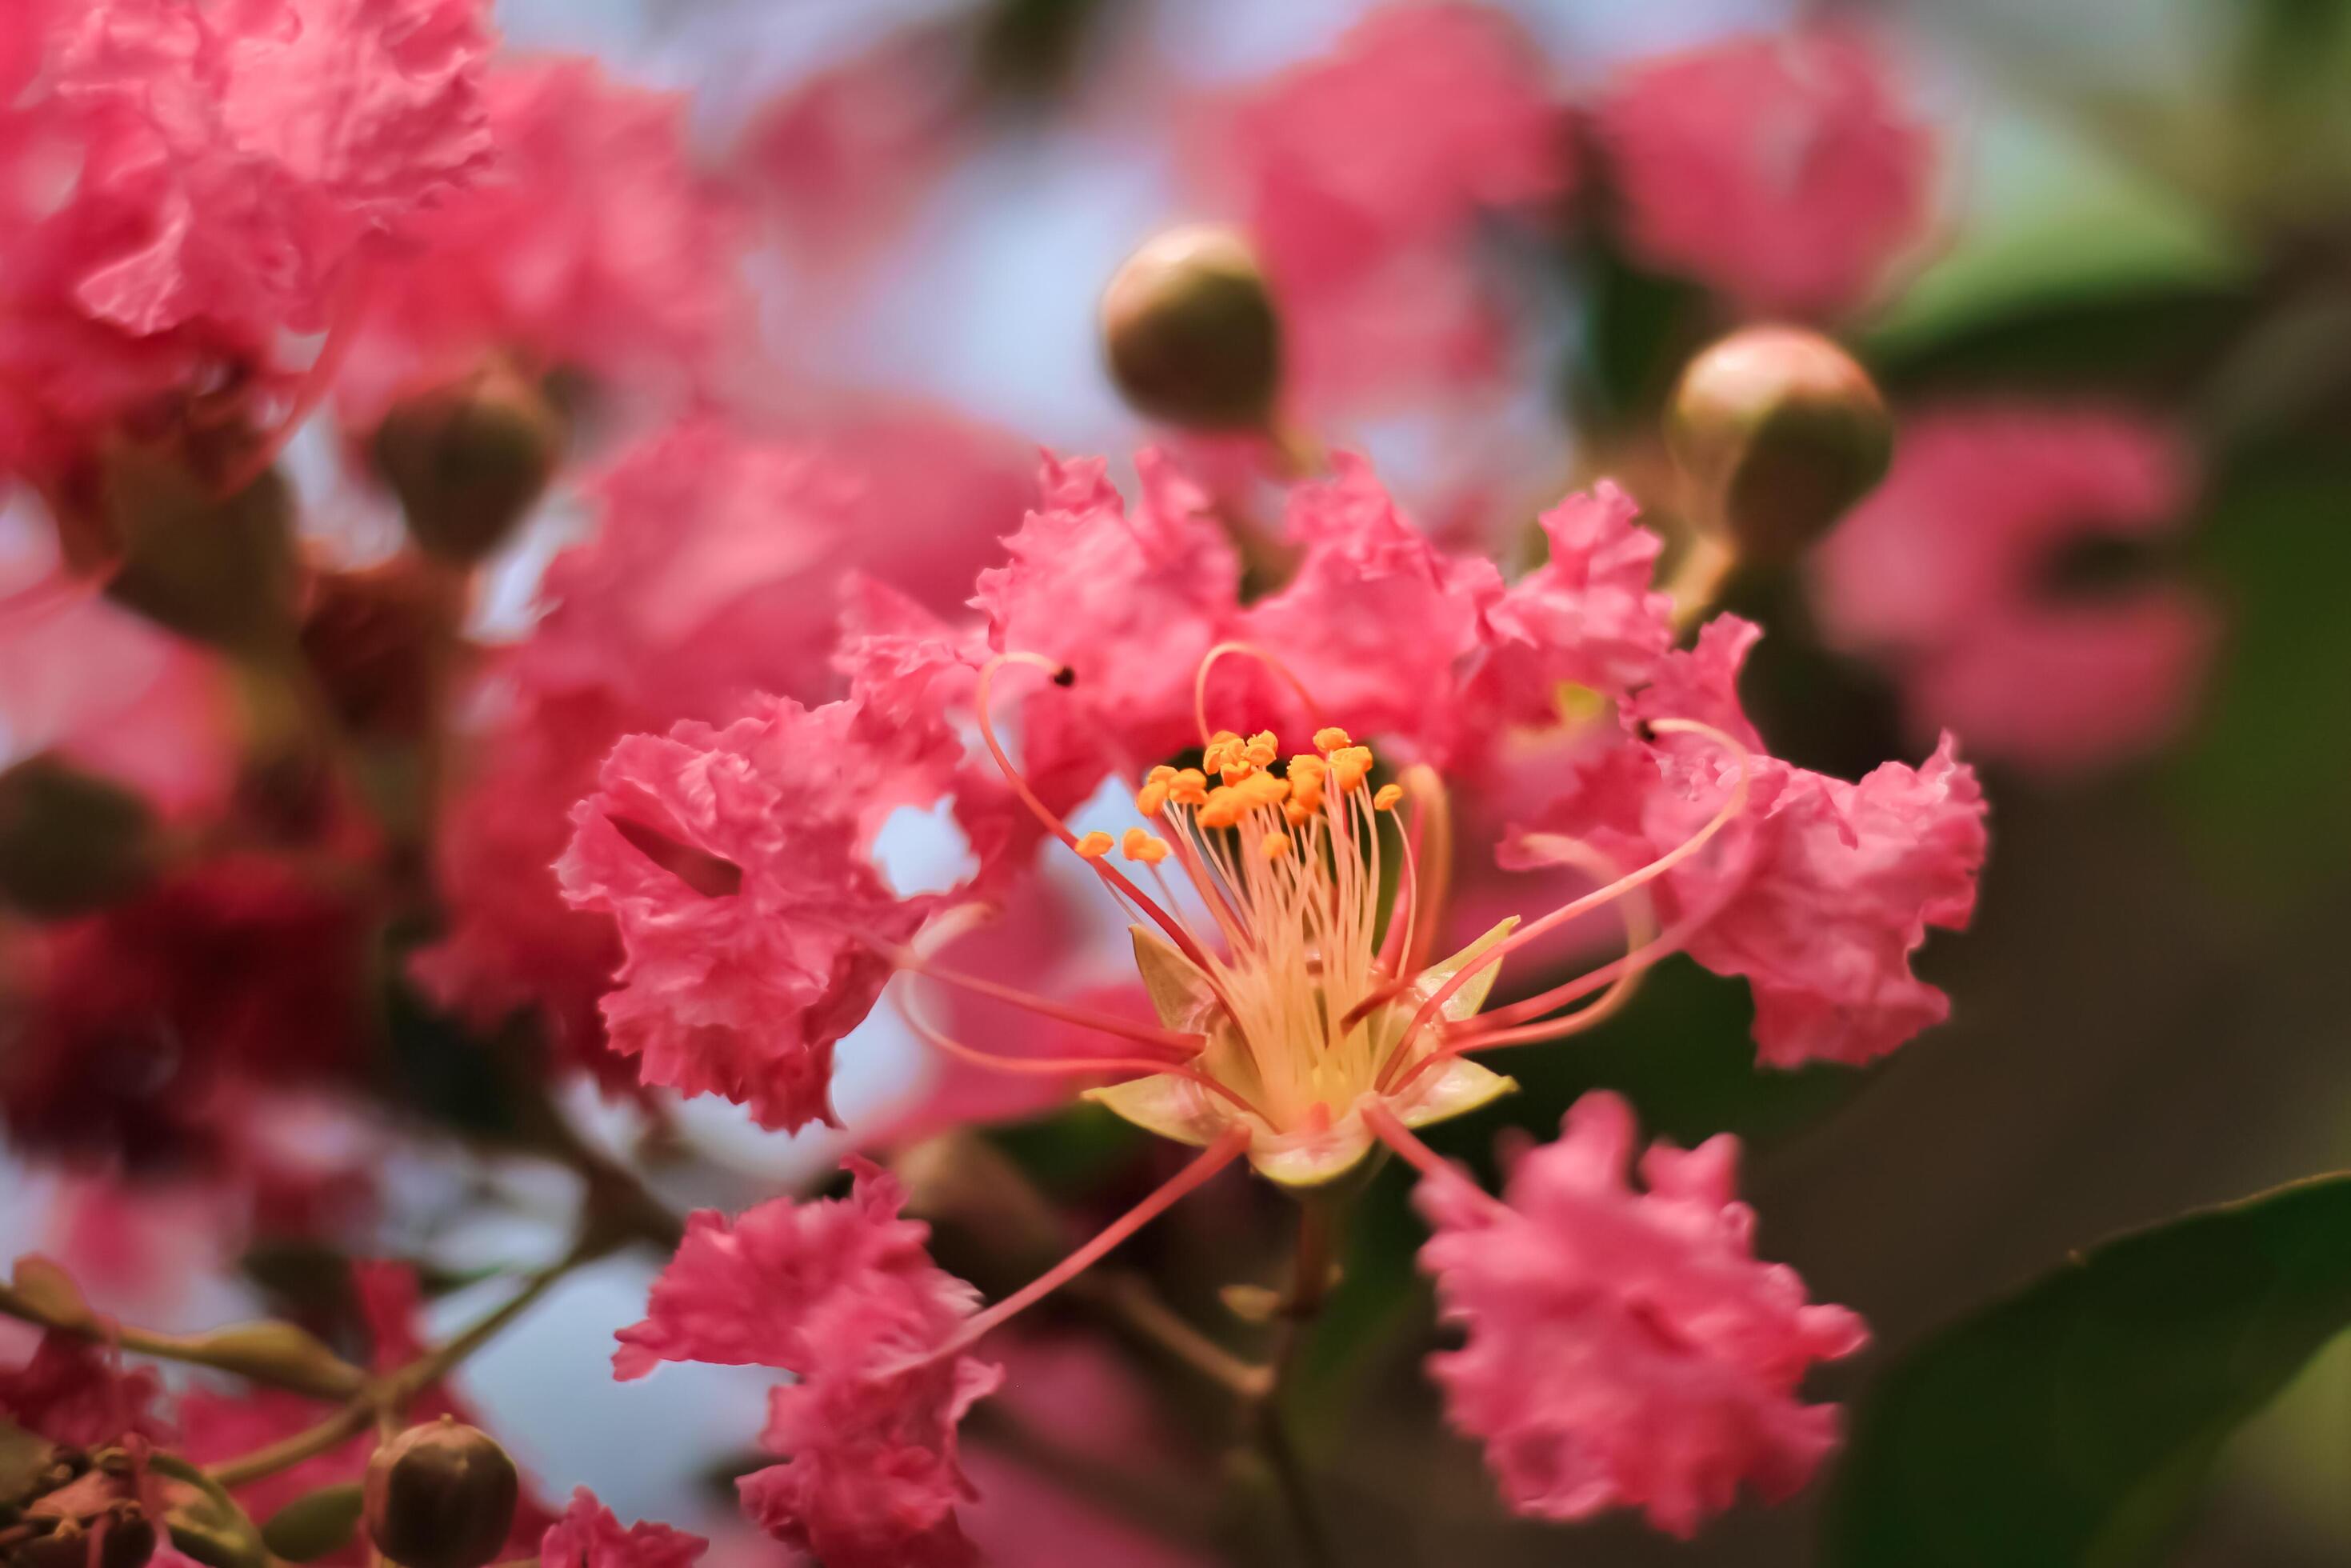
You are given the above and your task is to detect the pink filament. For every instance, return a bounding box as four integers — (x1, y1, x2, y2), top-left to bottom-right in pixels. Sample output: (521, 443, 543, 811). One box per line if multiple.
(974, 653, 1218, 974)
(1373, 718, 1752, 1092)
(1191, 639, 1327, 746)
(929, 1126, 1250, 1362)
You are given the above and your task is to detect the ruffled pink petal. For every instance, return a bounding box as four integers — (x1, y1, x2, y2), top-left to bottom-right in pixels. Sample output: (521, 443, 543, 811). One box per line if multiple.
(1413, 1093, 1866, 1538)
(1523, 618, 1987, 1067)
(1473, 478, 1676, 718)
(538, 1489, 706, 1568)
(558, 688, 954, 1132)
(615, 1162, 998, 1568)
(1598, 27, 1931, 317)
(0, 1329, 173, 1448)
(339, 58, 746, 422)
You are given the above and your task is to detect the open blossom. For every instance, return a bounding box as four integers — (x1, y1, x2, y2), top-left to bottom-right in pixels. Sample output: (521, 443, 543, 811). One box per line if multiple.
(0, 0, 494, 474)
(1812, 405, 2215, 774)
(338, 58, 746, 423)
(584, 446, 1984, 1171)
(616, 1160, 999, 1567)
(538, 1490, 706, 1568)
(1190, 2, 1571, 410)
(1409, 1093, 1866, 1536)
(1597, 28, 1932, 318)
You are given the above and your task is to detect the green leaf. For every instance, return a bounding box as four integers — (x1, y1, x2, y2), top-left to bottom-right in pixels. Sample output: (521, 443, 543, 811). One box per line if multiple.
(149, 1454, 270, 1568)
(0, 1415, 58, 1508)
(259, 1482, 365, 1563)
(1827, 1171, 2351, 1568)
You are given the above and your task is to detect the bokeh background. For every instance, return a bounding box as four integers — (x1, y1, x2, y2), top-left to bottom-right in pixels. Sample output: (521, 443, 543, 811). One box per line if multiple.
(5, 1, 2351, 1564)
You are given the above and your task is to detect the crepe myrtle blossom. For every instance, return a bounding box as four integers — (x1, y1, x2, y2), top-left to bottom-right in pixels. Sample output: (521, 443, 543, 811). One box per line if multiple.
(585, 451, 1981, 1544)
(536, 1490, 706, 1568)
(1597, 27, 1933, 318)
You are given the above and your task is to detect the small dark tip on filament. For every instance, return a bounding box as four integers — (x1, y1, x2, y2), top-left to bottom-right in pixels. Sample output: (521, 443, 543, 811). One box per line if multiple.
(1052, 666, 1077, 687)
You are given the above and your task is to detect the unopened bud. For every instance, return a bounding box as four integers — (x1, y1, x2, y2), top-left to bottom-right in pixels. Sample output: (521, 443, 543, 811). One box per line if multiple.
(1665, 326, 1893, 566)
(371, 364, 566, 566)
(182, 1322, 366, 1402)
(258, 1484, 364, 1564)
(63, 439, 298, 657)
(1102, 226, 1281, 430)
(0, 758, 162, 918)
(362, 1418, 518, 1568)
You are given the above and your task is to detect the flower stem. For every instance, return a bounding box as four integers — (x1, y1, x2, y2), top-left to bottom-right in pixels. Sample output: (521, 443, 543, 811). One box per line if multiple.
(1252, 1201, 1338, 1568)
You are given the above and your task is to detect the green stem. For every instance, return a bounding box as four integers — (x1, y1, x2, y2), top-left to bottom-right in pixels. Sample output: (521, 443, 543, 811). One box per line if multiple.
(1251, 1202, 1338, 1568)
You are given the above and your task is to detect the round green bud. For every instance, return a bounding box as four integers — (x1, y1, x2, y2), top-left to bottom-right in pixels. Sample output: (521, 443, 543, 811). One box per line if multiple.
(1665, 326, 1893, 566)
(371, 364, 566, 566)
(361, 1419, 518, 1568)
(1102, 225, 1282, 430)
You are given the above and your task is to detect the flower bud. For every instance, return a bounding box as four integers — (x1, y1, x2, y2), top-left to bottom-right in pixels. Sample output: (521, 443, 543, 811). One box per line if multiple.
(1102, 226, 1282, 430)
(371, 364, 566, 566)
(258, 1484, 364, 1564)
(1665, 325, 1893, 566)
(60, 438, 299, 657)
(0, 757, 162, 918)
(362, 1418, 518, 1568)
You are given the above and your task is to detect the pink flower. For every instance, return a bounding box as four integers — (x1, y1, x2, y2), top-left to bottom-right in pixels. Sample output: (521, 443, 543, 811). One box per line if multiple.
(616, 1160, 999, 1568)
(538, 1490, 706, 1568)
(1598, 28, 1932, 318)
(1523, 618, 1989, 1068)
(338, 58, 745, 423)
(0, 1329, 173, 1448)
(1812, 405, 2216, 774)
(0, 0, 494, 472)
(415, 414, 1034, 1084)
(738, 28, 968, 272)
(1191, 3, 1571, 411)
(556, 685, 959, 1132)
(1412, 1092, 1866, 1536)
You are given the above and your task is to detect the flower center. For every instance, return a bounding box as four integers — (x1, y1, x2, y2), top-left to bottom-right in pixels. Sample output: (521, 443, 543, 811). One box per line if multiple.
(1083, 726, 1409, 1132)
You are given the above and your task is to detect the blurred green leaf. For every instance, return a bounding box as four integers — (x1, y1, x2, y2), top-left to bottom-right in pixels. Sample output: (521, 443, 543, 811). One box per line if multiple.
(0, 1415, 57, 1507)
(1827, 1170, 2351, 1567)
(258, 1483, 364, 1563)
(2165, 450, 2351, 893)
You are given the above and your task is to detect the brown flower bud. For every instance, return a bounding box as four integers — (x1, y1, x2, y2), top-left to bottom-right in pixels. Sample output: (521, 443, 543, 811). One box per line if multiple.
(1102, 226, 1282, 430)
(1665, 325, 1893, 566)
(58, 438, 299, 658)
(362, 1418, 518, 1568)
(0, 757, 162, 918)
(371, 363, 566, 566)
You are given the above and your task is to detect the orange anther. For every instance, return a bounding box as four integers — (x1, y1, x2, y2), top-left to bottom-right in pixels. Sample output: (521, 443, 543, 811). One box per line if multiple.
(1313, 726, 1352, 754)
(1136, 782, 1170, 815)
(1169, 768, 1209, 806)
(1329, 744, 1374, 792)
(1122, 828, 1170, 865)
(1243, 730, 1278, 767)
(1075, 830, 1114, 858)
(1372, 782, 1404, 810)
(1258, 831, 1291, 859)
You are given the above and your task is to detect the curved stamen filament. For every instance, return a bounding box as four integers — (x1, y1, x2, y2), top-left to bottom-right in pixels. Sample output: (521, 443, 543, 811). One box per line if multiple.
(1192, 640, 1326, 746)
(975, 653, 1218, 974)
(1357, 1099, 1509, 1221)
(914, 1126, 1251, 1368)
(1373, 718, 1753, 1093)
(885, 946, 1205, 1058)
(885, 970, 1264, 1122)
